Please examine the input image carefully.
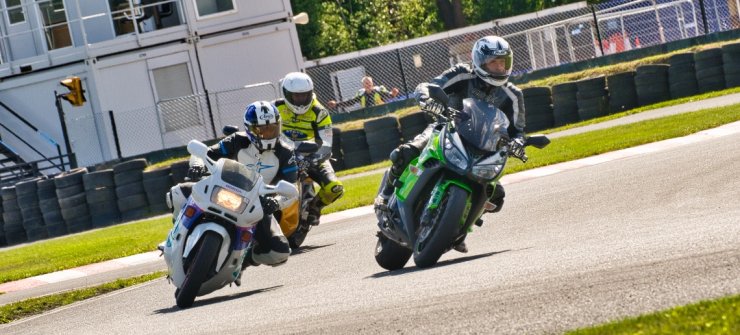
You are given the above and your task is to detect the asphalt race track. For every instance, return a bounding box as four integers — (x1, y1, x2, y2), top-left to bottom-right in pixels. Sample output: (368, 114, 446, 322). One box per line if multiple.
(3, 130, 739, 335)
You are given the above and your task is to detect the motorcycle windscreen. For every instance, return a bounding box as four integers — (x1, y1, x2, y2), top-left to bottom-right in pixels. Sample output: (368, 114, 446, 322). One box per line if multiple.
(221, 159, 260, 191)
(454, 98, 510, 152)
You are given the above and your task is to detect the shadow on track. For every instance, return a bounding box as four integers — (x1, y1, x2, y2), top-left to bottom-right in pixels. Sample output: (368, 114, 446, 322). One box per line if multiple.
(366, 250, 511, 278)
(291, 244, 334, 256)
(153, 285, 282, 313)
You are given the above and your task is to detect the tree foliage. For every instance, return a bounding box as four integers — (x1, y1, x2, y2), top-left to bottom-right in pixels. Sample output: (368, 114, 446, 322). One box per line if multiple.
(291, 0, 598, 60)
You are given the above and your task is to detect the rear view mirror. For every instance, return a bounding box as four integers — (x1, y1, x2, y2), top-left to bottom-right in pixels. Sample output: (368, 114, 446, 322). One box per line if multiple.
(222, 125, 239, 137)
(426, 84, 449, 106)
(525, 135, 550, 149)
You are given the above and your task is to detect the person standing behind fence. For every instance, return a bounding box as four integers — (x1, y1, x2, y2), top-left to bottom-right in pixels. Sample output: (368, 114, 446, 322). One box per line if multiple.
(327, 76, 399, 110)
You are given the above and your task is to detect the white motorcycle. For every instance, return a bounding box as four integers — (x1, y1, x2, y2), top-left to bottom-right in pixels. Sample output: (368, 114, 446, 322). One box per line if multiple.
(162, 140, 297, 308)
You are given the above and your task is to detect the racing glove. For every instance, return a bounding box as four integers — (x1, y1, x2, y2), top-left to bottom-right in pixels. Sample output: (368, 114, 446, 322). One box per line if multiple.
(260, 196, 281, 216)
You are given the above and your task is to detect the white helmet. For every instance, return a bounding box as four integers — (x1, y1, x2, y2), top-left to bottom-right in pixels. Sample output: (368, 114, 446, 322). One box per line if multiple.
(244, 101, 281, 151)
(471, 36, 513, 86)
(281, 72, 314, 115)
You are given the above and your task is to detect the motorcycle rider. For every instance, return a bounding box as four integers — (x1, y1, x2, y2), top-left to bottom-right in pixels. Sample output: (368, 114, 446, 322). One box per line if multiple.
(375, 35, 526, 253)
(273, 72, 344, 226)
(167, 101, 297, 274)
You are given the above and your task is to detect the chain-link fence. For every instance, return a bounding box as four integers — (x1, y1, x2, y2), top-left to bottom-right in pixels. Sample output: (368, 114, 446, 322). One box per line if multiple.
(66, 82, 279, 161)
(306, 0, 740, 115)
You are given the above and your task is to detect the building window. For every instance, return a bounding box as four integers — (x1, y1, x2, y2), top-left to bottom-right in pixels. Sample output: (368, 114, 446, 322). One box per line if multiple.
(109, 0, 183, 36)
(38, 0, 71, 50)
(5, 0, 25, 25)
(194, 0, 235, 17)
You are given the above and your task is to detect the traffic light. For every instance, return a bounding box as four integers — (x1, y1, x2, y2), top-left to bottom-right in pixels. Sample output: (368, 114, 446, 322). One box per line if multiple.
(60, 76, 86, 107)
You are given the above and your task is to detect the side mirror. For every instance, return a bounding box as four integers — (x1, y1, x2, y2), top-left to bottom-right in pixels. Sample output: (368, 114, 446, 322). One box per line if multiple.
(187, 140, 210, 159)
(260, 180, 298, 199)
(426, 84, 449, 106)
(525, 135, 550, 149)
(222, 125, 239, 137)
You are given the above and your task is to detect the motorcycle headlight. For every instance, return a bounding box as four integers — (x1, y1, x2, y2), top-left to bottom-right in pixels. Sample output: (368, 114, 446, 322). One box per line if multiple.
(444, 137, 469, 170)
(471, 163, 504, 180)
(211, 186, 247, 213)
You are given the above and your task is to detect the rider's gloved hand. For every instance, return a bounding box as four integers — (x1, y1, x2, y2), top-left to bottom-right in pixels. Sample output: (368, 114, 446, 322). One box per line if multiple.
(185, 165, 205, 181)
(510, 137, 527, 162)
(420, 98, 444, 115)
(260, 196, 280, 216)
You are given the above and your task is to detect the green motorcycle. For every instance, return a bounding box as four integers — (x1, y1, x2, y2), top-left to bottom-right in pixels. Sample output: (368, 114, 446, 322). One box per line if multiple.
(374, 85, 549, 269)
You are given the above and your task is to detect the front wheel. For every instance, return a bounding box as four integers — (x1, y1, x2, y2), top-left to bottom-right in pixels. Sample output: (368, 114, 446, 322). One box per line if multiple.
(176, 231, 221, 308)
(413, 185, 468, 268)
(288, 222, 310, 249)
(375, 233, 412, 271)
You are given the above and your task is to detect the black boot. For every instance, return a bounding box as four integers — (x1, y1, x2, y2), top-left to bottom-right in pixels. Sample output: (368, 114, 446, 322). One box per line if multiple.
(307, 197, 325, 226)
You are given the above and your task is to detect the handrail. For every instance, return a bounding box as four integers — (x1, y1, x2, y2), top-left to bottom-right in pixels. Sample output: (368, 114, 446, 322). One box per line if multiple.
(0, 124, 66, 172)
(0, 100, 69, 171)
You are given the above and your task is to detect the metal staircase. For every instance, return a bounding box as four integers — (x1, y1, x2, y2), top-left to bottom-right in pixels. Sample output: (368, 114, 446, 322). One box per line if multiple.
(0, 101, 74, 187)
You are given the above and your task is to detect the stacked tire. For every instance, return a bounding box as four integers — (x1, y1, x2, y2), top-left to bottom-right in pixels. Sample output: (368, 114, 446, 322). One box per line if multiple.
(607, 71, 639, 113)
(15, 177, 47, 241)
(37, 178, 66, 237)
(142, 167, 173, 215)
(364, 116, 402, 164)
(340, 129, 371, 169)
(170, 160, 190, 185)
(523, 87, 554, 132)
(667, 53, 699, 99)
(721, 42, 740, 88)
(2, 186, 25, 244)
(83, 169, 120, 228)
(114, 159, 150, 222)
(330, 128, 345, 171)
(551, 82, 580, 126)
(55, 167, 91, 234)
(398, 111, 430, 142)
(635, 64, 670, 106)
(576, 76, 609, 121)
(694, 48, 725, 93)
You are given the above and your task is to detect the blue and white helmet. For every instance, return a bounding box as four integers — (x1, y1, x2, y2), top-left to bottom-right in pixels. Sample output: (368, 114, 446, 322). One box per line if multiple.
(244, 101, 281, 151)
(471, 36, 513, 86)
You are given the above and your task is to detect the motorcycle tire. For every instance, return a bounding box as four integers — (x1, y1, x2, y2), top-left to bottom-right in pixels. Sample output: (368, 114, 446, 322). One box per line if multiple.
(413, 185, 468, 268)
(176, 231, 221, 308)
(374, 233, 412, 271)
(288, 223, 310, 249)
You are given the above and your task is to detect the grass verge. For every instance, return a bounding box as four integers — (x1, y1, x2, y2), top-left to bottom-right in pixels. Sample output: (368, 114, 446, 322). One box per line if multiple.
(0, 272, 164, 324)
(0, 218, 171, 284)
(567, 294, 740, 335)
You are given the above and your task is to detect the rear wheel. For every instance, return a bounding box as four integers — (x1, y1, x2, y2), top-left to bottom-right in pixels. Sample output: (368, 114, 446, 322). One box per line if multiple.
(176, 231, 221, 308)
(374, 233, 412, 271)
(413, 185, 468, 268)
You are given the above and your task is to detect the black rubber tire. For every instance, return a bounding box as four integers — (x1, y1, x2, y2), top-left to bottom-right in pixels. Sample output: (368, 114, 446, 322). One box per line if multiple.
(15, 177, 42, 196)
(176, 231, 222, 308)
(288, 222, 311, 249)
(342, 149, 372, 169)
(114, 170, 143, 186)
(364, 116, 400, 133)
(46, 222, 68, 237)
(66, 216, 92, 234)
(20, 206, 43, 221)
(374, 233, 412, 271)
(61, 203, 90, 221)
(56, 183, 85, 199)
(53, 168, 88, 189)
(86, 188, 117, 204)
(1, 186, 17, 201)
(413, 185, 468, 268)
(522, 86, 551, 98)
(83, 170, 115, 190)
(58, 192, 87, 209)
(694, 48, 722, 62)
(117, 194, 149, 212)
(170, 160, 190, 184)
(368, 139, 399, 164)
(113, 158, 148, 174)
(115, 182, 145, 199)
(668, 52, 695, 65)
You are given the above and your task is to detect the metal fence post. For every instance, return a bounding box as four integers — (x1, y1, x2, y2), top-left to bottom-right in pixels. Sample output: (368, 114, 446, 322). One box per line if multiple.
(108, 110, 122, 160)
(698, 0, 710, 34)
(395, 49, 410, 97)
(591, 5, 605, 56)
